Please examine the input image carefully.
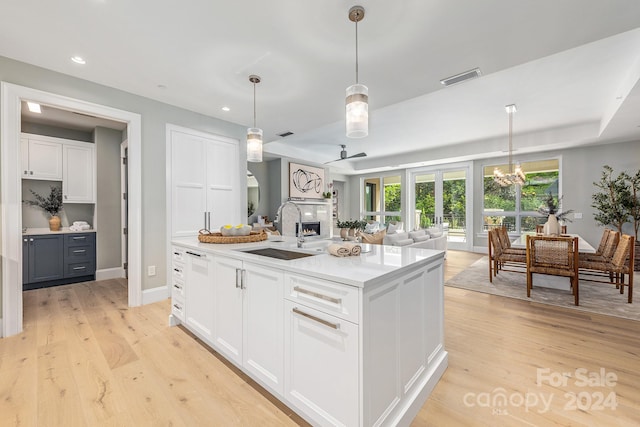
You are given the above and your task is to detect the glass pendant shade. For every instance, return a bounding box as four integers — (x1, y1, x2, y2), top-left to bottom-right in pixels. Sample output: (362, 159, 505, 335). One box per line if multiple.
(247, 127, 263, 163)
(346, 83, 368, 138)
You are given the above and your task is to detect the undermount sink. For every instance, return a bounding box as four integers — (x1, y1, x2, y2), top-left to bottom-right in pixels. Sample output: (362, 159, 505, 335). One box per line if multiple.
(240, 247, 318, 260)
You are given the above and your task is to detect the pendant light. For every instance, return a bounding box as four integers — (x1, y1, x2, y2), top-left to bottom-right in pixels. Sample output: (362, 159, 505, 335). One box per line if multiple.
(247, 75, 263, 163)
(346, 5, 368, 138)
(493, 104, 526, 186)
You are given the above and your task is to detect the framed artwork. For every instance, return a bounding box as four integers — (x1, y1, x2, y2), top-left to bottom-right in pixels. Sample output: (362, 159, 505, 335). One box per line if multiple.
(289, 162, 325, 199)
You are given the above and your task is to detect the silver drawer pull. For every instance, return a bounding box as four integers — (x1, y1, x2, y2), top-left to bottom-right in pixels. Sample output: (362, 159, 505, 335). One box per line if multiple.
(73, 249, 86, 253)
(292, 307, 339, 330)
(293, 286, 341, 304)
(73, 266, 86, 270)
(72, 236, 86, 240)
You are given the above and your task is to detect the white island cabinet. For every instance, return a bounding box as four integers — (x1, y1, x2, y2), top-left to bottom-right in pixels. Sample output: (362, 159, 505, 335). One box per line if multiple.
(170, 239, 447, 426)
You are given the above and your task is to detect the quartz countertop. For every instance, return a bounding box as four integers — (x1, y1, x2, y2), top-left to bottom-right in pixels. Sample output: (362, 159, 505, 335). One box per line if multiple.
(171, 236, 444, 288)
(23, 227, 96, 235)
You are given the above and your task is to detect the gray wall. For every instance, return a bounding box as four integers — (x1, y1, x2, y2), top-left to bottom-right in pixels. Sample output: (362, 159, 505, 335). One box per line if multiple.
(247, 160, 270, 225)
(22, 121, 92, 142)
(94, 126, 123, 270)
(1, 55, 246, 298)
(344, 140, 640, 250)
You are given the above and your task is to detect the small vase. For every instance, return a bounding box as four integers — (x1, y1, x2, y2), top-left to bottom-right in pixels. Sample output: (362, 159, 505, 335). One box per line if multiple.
(348, 228, 356, 237)
(49, 215, 61, 231)
(340, 228, 348, 240)
(543, 214, 560, 236)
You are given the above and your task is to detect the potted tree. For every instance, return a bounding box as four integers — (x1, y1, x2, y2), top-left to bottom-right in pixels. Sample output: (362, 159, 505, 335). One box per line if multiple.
(592, 165, 631, 235)
(622, 169, 640, 270)
(24, 186, 64, 231)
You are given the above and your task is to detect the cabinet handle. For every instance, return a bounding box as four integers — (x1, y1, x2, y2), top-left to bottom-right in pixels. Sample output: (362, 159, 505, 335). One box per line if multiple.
(173, 303, 182, 310)
(24, 238, 28, 242)
(173, 268, 181, 273)
(72, 236, 86, 240)
(29, 238, 34, 242)
(207, 211, 211, 230)
(235, 268, 241, 289)
(241, 269, 246, 290)
(292, 307, 340, 330)
(204, 212, 207, 230)
(173, 251, 180, 256)
(73, 249, 86, 253)
(186, 250, 204, 258)
(24, 170, 28, 175)
(173, 283, 182, 290)
(64, 195, 68, 199)
(73, 266, 86, 270)
(293, 286, 341, 304)
(30, 171, 33, 175)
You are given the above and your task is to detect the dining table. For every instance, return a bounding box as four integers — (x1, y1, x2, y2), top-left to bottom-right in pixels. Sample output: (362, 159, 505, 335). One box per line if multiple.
(510, 232, 596, 290)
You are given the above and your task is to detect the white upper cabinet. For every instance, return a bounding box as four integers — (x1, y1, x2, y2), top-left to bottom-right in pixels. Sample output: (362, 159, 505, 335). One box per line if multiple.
(63, 143, 95, 203)
(168, 125, 240, 237)
(21, 136, 63, 180)
(21, 133, 96, 204)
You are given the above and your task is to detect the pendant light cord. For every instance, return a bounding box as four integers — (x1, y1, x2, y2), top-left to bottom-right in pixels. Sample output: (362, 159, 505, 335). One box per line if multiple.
(253, 82, 257, 128)
(355, 17, 359, 84)
(508, 110, 513, 174)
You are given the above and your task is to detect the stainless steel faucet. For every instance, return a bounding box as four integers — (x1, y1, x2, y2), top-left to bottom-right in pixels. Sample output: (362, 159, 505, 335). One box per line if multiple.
(274, 200, 305, 248)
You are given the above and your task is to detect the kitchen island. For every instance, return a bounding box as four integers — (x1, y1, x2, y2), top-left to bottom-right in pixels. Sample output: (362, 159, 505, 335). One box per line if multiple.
(169, 237, 447, 426)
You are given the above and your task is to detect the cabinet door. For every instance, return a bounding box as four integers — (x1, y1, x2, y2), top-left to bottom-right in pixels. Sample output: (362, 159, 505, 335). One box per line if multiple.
(213, 256, 244, 365)
(24, 138, 63, 180)
(284, 300, 359, 427)
(184, 249, 215, 343)
(170, 129, 207, 237)
(28, 235, 64, 283)
(63, 144, 95, 202)
(22, 237, 29, 285)
(242, 263, 284, 395)
(206, 137, 240, 231)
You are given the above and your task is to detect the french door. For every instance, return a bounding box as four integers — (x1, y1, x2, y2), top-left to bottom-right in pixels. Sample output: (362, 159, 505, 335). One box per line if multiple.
(410, 164, 471, 251)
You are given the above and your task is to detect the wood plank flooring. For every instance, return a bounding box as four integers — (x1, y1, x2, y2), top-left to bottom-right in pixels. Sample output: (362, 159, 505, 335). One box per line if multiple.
(1, 250, 639, 426)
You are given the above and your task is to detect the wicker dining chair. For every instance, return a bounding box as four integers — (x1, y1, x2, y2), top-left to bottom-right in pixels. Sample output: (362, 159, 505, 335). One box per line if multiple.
(526, 235, 579, 305)
(488, 229, 526, 282)
(579, 234, 634, 303)
(579, 230, 619, 263)
(535, 224, 568, 234)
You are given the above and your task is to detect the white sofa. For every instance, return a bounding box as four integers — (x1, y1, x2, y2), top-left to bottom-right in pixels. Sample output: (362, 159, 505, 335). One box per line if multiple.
(382, 227, 448, 256)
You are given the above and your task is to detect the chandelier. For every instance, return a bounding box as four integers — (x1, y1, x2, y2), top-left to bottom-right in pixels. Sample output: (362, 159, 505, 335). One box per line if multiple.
(493, 104, 525, 186)
(247, 75, 262, 163)
(345, 5, 368, 138)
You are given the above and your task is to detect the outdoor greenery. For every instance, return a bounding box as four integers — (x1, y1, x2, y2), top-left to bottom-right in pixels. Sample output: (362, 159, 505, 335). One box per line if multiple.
(414, 179, 466, 229)
(24, 186, 63, 217)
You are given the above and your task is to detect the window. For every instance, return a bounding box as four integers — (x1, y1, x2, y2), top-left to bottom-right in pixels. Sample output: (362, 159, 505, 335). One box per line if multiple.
(362, 174, 402, 225)
(483, 159, 560, 233)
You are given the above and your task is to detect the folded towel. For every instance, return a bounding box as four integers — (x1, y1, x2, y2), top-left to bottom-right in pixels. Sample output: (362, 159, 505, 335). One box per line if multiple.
(73, 221, 89, 226)
(69, 224, 91, 231)
(343, 242, 362, 256)
(327, 243, 351, 257)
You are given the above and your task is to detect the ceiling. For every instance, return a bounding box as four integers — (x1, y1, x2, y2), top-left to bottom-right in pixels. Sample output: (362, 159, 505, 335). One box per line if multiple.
(3, 1, 640, 174)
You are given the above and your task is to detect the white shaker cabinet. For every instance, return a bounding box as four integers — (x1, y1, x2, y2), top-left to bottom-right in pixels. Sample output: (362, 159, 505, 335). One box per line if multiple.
(63, 143, 95, 203)
(21, 136, 63, 180)
(168, 125, 240, 238)
(213, 256, 284, 395)
(184, 248, 215, 343)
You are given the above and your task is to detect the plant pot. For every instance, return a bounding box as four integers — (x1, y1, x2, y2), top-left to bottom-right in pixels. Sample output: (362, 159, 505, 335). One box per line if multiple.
(340, 228, 348, 240)
(543, 214, 560, 236)
(49, 215, 61, 231)
(348, 228, 356, 237)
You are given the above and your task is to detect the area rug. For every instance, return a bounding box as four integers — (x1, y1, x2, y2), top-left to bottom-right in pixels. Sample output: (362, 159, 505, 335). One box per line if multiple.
(446, 257, 639, 321)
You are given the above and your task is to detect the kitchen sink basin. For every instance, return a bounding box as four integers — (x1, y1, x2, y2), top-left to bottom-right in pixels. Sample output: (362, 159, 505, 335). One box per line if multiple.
(240, 247, 318, 260)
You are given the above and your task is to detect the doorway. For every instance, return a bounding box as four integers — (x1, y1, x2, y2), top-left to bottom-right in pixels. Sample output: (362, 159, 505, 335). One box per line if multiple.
(1, 82, 142, 337)
(410, 163, 473, 251)
(121, 140, 129, 278)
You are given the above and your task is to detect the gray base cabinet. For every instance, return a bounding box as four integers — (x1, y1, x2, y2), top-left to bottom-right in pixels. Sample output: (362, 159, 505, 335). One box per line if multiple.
(23, 232, 96, 289)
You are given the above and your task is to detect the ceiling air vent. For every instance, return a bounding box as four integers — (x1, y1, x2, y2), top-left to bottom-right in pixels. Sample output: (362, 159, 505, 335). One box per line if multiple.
(440, 68, 482, 87)
(277, 131, 294, 138)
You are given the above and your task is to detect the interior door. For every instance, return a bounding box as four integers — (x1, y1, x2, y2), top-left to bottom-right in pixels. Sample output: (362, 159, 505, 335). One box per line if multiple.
(412, 165, 470, 251)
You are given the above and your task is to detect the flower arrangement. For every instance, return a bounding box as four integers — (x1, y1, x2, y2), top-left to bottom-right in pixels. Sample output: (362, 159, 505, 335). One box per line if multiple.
(322, 182, 333, 199)
(537, 193, 573, 222)
(24, 186, 63, 217)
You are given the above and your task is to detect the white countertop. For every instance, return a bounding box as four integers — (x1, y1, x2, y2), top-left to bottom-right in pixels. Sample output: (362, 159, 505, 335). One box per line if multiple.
(171, 236, 445, 288)
(23, 227, 96, 236)
(511, 232, 596, 253)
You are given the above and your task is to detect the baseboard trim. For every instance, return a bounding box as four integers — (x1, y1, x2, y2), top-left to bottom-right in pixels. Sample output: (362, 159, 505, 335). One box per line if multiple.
(0, 317, 3, 338)
(95, 267, 125, 281)
(142, 285, 170, 305)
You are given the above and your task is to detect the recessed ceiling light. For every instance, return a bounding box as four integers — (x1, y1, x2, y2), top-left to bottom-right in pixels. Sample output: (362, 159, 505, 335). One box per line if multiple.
(221, 106, 230, 112)
(27, 102, 41, 113)
(71, 56, 86, 65)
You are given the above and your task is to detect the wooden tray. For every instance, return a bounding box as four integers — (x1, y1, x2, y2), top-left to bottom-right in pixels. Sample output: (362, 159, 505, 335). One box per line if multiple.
(198, 229, 267, 244)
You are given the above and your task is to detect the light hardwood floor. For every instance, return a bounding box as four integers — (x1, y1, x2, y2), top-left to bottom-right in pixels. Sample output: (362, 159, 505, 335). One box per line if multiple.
(2, 250, 639, 426)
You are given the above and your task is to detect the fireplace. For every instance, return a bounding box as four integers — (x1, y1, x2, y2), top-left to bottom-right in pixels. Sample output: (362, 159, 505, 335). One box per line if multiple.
(295, 221, 321, 237)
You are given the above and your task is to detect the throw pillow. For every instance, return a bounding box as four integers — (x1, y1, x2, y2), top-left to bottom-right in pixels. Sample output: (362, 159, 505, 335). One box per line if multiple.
(364, 221, 380, 234)
(393, 238, 414, 246)
(385, 231, 409, 244)
(412, 234, 430, 243)
(408, 229, 426, 240)
(387, 221, 404, 234)
(426, 227, 443, 238)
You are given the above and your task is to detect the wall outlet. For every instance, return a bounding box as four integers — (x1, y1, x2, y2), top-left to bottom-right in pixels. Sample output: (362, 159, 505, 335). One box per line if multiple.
(574, 212, 583, 220)
(148, 265, 156, 276)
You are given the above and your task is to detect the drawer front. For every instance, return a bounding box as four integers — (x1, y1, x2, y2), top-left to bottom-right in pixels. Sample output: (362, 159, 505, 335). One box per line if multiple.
(171, 299, 185, 321)
(64, 233, 95, 248)
(284, 273, 360, 324)
(64, 260, 96, 278)
(172, 246, 186, 263)
(172, 262, 185, 281)
(171, 279, 185, 300)
(65, 245, 93, 262)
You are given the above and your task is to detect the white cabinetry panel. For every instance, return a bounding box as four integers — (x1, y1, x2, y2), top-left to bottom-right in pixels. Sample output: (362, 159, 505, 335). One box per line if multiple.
(213, 256, 244, 365)
(21, 136, 63, 180)
(184, 249, 215, 343)
(63, 143, 95, 203)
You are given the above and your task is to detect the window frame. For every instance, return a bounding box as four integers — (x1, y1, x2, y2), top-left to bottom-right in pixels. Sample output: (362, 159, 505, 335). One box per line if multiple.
(360, 172, 404, 225)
